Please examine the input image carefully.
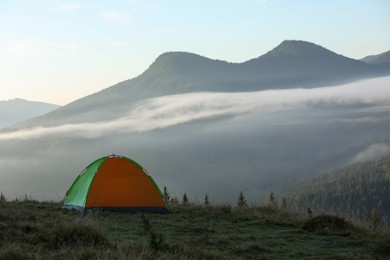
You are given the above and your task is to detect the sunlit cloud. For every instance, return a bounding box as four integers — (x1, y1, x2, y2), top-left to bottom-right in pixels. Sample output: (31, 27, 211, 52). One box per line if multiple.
(51, 3, 81, 12)
(5, 41, 81, 56)
(102, 11, 135, 24)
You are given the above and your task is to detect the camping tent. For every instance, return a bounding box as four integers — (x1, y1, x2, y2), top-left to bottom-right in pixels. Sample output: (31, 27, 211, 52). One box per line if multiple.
(63, 154, 169, 213)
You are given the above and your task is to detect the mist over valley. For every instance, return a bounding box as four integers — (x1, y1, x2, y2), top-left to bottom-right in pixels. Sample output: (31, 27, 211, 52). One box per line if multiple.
(1, 41, 390, 204)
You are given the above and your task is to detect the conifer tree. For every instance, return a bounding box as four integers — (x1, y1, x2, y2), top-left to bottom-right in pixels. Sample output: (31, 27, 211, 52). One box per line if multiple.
(182, 193, 188, 205)
(204, 194, 210, 206)
(237, 191, 247, 207)
(267, 192, 277, 208)
(163, 186, 170, 202)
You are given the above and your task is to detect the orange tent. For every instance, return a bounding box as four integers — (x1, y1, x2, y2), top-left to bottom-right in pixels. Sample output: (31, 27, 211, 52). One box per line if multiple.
(63, 154, 169, 213)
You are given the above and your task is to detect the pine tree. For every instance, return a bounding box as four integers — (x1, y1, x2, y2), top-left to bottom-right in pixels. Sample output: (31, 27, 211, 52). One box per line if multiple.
(267, 192, 277, 208)
(237, 191, 247, 207)
(204, 194, 210, 206)
(182, 193, 188, 205)
(163, 186, 170, 202)
(0, 192, 5, 202)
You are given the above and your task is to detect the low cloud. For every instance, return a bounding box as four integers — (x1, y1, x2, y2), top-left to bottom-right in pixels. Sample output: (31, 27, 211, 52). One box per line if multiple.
(0, 77, 389, 201)
(351, 144, 390, 163)
(0, 76, 389, 141)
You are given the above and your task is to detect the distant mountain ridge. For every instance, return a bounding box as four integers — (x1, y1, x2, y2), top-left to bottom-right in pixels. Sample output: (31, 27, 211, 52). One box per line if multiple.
(361, 50, 390, 64)
(13, 40, 390, 128)
(0, 99, 59, 129)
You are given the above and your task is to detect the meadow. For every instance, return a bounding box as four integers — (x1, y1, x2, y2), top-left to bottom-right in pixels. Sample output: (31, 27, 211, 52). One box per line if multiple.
(0, 198, 389, 259)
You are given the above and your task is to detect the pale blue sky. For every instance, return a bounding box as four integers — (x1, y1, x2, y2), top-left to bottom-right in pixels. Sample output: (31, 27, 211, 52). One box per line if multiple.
(1, 0, 389, 105)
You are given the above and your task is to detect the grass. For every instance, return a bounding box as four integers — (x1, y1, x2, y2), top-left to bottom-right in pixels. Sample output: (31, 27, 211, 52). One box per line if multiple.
(0, 199, 389, 259)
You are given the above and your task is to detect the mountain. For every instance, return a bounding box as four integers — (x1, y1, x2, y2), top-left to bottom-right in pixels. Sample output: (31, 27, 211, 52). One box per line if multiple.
(288, 156, 390, 223)
(13, 40, 390, 129)
(1, 75, 390, 201)
(0, 99, 59, 129)
(361, 50, 390, 64)
(1, 40, 390, 202)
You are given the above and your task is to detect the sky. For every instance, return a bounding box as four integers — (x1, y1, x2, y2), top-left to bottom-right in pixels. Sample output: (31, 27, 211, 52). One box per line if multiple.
(1, 0, 389, 105)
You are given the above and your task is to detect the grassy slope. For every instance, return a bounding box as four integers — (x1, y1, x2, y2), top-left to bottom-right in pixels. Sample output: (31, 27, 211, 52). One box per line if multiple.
(0, 200, 389, 259)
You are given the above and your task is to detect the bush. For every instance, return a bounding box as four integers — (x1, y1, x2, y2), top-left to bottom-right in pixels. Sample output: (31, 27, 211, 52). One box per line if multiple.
(302, 215, 353, 235)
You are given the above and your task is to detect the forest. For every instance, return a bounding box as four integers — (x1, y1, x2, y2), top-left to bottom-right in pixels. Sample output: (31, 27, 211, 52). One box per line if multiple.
(289, 156, 390, 224)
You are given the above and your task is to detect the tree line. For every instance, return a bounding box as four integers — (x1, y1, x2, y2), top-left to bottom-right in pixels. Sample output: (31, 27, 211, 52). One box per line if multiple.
(287, 156, 390, 224)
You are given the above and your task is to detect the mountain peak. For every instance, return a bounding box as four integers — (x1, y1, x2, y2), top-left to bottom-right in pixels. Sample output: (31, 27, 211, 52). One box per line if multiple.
(262, 40, 335, 58)
(153, 51, 212, 65)
(146, 51, 229, 75)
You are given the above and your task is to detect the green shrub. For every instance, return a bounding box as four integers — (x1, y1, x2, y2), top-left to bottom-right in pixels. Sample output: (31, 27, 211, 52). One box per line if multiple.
(302, 215, 353, 235)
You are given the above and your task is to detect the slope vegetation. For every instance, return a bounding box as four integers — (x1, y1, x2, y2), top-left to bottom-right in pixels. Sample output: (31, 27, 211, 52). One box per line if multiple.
(290, 156, 390, 223)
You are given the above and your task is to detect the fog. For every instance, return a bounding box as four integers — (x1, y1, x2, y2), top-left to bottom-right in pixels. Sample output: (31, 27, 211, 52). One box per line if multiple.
(1, 76, 390, 141)
(350, 143, 390, 163)
(0, 76, 390, 202)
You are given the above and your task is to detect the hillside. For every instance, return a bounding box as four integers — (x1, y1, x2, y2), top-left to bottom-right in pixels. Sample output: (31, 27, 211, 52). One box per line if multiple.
(0, 199, 389, 259)
(362, 50, 390, 64)
(0, 99, 59, 129)
(289, 156, 390, 223)
(13, 40, 390, 128)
